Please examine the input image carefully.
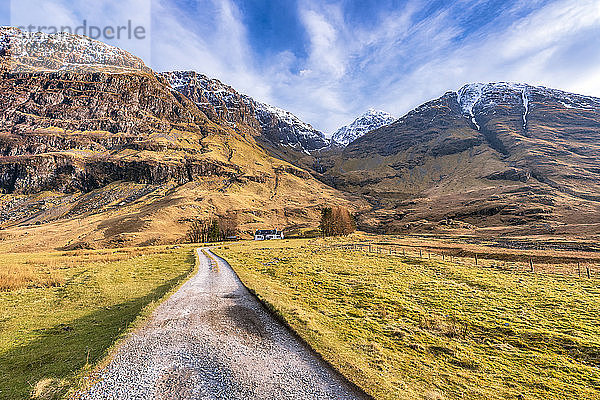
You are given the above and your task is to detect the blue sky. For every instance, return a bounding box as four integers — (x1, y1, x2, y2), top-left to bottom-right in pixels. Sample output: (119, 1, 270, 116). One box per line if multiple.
(4, 0, 600, 134)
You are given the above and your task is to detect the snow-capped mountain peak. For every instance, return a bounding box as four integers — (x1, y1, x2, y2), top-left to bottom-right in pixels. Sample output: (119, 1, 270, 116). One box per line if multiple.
(332, 109, 395, 146)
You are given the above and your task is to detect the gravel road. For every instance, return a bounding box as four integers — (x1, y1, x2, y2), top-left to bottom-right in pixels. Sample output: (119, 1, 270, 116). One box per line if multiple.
(74, 248, 369, 399)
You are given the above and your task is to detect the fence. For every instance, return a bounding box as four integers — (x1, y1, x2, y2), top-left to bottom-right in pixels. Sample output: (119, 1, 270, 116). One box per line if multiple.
(322, 242, 598, 278)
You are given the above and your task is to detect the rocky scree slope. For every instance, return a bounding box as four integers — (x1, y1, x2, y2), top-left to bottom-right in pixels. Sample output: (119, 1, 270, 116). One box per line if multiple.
(327, 82, 600, 235)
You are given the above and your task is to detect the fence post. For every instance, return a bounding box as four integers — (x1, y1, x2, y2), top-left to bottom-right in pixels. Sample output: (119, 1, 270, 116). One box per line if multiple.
(529, 258, 534, 273)
(442, 253, 445, 261)
(577, 261, 581, 277)
(419, 249, 422, 258)
(587, 266, 591, 279)
(402, 248, 405, 257)
(475, 254, 478, 266)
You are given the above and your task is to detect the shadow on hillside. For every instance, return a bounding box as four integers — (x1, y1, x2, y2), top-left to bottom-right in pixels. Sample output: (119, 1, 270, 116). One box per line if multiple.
(0, 266, 193, 400)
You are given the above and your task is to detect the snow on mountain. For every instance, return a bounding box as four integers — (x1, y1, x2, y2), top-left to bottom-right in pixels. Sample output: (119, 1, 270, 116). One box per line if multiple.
(455, 82, 600, 130)
(331, 109, 395, 146)
(251, 101, 329, 151)
(0, 27, 149, 73)
(161, 70, 329, 152)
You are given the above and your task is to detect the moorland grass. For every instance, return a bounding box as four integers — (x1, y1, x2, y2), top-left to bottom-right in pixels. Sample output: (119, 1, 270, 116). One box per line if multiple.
(216, 238, 600, 400)
(0, 246, 196, 400)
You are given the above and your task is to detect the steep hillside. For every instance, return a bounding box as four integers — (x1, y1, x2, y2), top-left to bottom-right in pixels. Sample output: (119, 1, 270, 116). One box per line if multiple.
(0, 29, 361, 250)
(325, 83, 600, 236)
(160, 71, 330, 152)
(332, 109, 395, 146)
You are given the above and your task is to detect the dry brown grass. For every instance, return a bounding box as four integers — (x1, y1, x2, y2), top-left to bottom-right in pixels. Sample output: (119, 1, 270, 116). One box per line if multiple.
(0, 247, 172, 291)
(31, 378, 68, 400)
(0, 264, 63, 291)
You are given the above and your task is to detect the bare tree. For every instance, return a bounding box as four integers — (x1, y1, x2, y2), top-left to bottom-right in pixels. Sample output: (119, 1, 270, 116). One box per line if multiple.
(187, 219, 210, 243)
(219, 211, 239, 238)
(320, 206, 356, 237)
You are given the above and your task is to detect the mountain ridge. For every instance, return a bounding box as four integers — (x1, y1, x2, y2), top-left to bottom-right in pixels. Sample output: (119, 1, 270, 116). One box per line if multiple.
(330, 81, 600, 235)
(2, 27, 600, 242)
(161, 70, 330, 153)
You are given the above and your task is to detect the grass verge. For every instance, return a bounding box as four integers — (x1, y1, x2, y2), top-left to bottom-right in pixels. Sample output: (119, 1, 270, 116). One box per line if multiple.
(0, 245, 196, 400)
(215, 238, 600, 400)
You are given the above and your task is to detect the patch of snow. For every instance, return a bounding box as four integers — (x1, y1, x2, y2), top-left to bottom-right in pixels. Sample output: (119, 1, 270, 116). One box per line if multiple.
(457, 83, 484, 130)
(522, 88, 529, 129)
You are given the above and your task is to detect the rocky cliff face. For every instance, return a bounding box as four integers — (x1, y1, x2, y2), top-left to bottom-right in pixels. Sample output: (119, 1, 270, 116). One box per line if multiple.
(161, 71, 329, 152)
(0, 28, 246, 194)
(0, 71, 209, 136)
(0, 67, 227, 194)
(332, 109, 394, 146)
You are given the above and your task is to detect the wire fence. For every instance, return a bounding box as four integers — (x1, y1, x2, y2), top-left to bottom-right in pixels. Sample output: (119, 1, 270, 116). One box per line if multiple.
(320, 242, 599, 278)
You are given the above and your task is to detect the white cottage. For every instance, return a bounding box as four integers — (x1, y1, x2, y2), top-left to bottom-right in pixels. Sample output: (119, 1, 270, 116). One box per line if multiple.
(254, 229, 284, 240)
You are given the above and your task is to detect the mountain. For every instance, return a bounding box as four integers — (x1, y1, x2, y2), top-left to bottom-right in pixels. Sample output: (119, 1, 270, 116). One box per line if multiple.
(0, 27, 150, 73)
(2, 26, 599, 243)
(325, 82, 600, 236)
(0, 28, 362, 251)
(331, 109, 395, 146)
(160, 71, 329, 153)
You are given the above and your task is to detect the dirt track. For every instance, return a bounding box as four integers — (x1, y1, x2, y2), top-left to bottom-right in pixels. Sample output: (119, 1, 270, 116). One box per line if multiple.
(75, 247, 368, 399)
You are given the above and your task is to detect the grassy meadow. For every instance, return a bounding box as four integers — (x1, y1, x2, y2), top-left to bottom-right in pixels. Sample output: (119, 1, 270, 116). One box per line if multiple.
(0, 246, 196, 400)
(215, 238, 600, 400)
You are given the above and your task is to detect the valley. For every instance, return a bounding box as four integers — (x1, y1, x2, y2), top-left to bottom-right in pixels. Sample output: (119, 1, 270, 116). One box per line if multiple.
(1, 23, 599, 400)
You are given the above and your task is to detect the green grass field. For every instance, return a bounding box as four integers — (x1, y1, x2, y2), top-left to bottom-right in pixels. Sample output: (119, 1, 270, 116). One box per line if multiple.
(216, 239, 600, 400)
(0, 246, 196, 400)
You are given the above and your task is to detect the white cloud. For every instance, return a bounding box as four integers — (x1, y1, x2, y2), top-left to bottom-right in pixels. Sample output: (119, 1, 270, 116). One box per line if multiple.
(356, 0, 600, 124)
(299, 8, 345, 79)
(150, 0, 273, 102)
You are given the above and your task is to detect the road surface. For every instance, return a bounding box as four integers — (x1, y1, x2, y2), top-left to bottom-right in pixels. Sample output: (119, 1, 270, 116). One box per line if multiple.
(75, 247, 369, 399)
